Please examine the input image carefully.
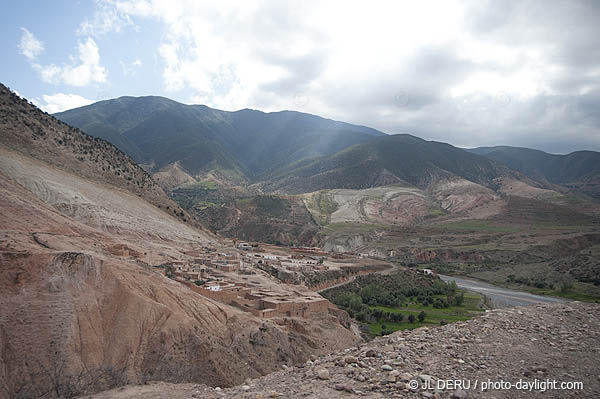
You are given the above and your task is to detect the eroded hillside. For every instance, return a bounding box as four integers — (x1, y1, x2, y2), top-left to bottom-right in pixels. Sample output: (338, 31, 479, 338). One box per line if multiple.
(0, 84, 196, 227)
(82, 301, 600, 399)
(0, 86, 359, 398)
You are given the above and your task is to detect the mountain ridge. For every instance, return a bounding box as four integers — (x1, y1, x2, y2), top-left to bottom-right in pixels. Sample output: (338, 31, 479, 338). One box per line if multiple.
(467, 145, 600, 198)
(55, 96, 386, 183)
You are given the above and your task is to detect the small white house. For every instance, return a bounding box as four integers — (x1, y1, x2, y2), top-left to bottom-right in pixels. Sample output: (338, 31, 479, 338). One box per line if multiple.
(422, 268, 434, 275)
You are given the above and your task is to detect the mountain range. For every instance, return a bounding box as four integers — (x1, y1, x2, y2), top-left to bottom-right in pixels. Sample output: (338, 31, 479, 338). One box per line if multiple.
(467, 146, 600, 198)
(56, 96, 600, 198)
(3, 83, 600, 397)
(55, 96, 384, 185)
(54, 95, 600, 248)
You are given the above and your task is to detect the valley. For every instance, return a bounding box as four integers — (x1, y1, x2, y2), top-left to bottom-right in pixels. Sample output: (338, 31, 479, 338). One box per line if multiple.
(4, 1, 600, 397)
(52, 93, 600, 305)
(2, 83, 600, 398)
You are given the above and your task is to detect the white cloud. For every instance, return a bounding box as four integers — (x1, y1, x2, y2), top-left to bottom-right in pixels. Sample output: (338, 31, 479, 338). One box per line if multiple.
(37, 93, 94, 113)
(120, 58, 142, 76)
(78, 0, 134, 36)
(19, 28, 44, 60)
(77, 0, 600, 151)
(33, 38, 107, 87)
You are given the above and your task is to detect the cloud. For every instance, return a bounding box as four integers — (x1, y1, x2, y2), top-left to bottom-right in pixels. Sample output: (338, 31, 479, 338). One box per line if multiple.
(78, 0, 134, 36)
(32, 38, 107, 87)
(36, 93, 94, 113)
(120, 58, 142, 76)
(80, 0, 600, 152)
(19, 28, 44, 60)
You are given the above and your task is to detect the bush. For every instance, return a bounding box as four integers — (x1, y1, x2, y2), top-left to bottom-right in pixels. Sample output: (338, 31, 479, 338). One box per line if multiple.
(560, 282, 573, 293)
(418, 311, 426, 322)
(451, 292, 464, 306)
(408, 314, 416, 323)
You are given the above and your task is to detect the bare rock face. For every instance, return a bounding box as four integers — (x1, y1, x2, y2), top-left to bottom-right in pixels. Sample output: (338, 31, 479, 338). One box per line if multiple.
(85, 302, 600, 399)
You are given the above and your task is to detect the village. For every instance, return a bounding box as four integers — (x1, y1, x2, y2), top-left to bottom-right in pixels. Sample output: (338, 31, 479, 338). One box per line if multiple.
(156, 241, 389, 320)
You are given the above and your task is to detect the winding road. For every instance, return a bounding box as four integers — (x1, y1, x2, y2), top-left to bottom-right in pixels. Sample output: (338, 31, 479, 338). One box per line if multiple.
(439, 274, 570, 308)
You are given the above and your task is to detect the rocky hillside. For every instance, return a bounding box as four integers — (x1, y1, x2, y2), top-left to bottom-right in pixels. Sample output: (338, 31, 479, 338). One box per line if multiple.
(83, 301, 600, 399)
(0, 86, 359, 398)
(468, 146, 600, 199)
(195, 195, 321, 246)
(0, 84, 197, 227)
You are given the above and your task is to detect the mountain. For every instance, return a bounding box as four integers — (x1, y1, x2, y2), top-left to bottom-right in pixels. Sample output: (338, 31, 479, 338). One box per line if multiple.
(0, 84, 358, 398)
(261, 134, 528, 194)
(467, 146, 600, 198)
(55, 97, 385, 183)
(55, 94, 600, 252)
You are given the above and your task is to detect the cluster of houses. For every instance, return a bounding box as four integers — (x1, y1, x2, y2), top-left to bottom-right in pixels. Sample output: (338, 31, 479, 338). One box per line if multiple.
(161, 244, 341, 319)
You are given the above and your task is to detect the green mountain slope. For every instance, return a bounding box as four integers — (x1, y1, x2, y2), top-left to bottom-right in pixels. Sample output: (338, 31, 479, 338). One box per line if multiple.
(55, 97, 385, 182)
(262, 134, 524, 194)
(468, 146, 600, 198)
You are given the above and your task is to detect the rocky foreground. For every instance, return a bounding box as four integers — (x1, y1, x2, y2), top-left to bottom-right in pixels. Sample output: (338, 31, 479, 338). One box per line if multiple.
(84, 302, 600, 398)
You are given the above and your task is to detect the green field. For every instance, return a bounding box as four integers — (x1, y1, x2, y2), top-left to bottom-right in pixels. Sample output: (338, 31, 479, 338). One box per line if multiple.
(368, 291, 485, 335)
(177, 180, 219, 191)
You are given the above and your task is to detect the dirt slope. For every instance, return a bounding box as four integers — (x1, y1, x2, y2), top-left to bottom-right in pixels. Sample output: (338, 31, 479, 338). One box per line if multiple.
(0, 84, 199, 228)
(0, 86, 359, 398)
(83, 301, 600, 399)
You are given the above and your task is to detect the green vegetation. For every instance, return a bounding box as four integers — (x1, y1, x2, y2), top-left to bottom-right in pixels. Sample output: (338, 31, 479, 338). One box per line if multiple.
(367, 291, 484, 334)
(193, 200, 217, 209)
(321, 270, 485, 336)
(305, 191, 339, 225)
(236, 195, 291, 218)
(531, 288, 600, 302)
(437, 220, 521, 233)
(194, 180, 219, 190)
(171, 180, 224, 210)
(316, 191, 338, 219)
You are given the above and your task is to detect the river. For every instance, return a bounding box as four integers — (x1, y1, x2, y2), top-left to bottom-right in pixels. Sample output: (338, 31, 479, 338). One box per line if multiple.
(438, 274, 570, 308)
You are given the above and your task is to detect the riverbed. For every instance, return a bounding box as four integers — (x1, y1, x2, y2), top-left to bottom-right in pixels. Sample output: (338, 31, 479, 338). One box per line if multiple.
(439, 274, 570, 308)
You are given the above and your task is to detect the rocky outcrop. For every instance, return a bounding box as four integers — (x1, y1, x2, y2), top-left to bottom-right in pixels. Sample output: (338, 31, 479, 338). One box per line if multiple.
(84, 302, 600, 398)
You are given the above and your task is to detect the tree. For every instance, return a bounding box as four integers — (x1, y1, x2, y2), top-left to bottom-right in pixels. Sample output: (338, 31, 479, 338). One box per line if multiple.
(418, 311, 426, 322)
(408, 314, 416, 323)
(452, 292, 464, 306)
(392, 313, 404, 322)
(560, 282, 573, 293)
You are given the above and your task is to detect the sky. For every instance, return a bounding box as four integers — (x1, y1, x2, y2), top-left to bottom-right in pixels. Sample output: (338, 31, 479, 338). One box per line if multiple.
(1, 0, 600, 154)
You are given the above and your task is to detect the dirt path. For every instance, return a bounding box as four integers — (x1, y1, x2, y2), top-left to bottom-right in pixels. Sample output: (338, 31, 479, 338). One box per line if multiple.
(316, 275, 357, 292)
